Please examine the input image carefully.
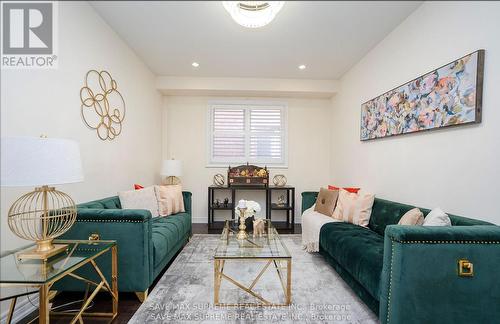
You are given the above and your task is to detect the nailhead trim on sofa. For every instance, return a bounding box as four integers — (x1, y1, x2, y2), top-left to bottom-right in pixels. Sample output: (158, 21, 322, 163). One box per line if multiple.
(385, 238, 500, 323)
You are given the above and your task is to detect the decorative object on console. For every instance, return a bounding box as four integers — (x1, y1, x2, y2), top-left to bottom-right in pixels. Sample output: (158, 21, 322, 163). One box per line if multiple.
(80, 70, 126, 141)
(361, 50, 484, 140)
(423, 207, 451, 226)
(223, 197, 229, 207)
(314, 188, 339, 217)
(228, 163, 268, 187)
(328, 185, 360, 193)
(213, 173, 225, 186)
(253, 218, 266, 237)
(277, 194, 286, 207)
(161, 159, 182, 185)
(273, 174, 287, 187)
(214, 198, 221, 208)
(1, 136, 84, 260)
(332, 189, 375, 227)
(119, 186, 160, 217)
(155, 184, 185, 216)
(398, 208, 424, 225)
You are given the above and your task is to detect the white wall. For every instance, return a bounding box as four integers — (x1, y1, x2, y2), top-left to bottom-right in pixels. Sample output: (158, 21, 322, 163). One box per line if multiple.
(330, 1, 500, 224)
(1, 2, 162, 319)
(163, 96, 332, 223)
(0, 1, 163, 252)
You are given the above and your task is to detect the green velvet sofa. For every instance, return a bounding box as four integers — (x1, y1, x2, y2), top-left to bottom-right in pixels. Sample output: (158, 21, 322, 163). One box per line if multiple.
(58, 191, 192, 301)
(302, 192, 500, 324)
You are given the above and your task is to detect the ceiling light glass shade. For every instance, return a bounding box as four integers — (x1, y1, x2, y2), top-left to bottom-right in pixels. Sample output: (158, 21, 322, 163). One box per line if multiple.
(222, 1, 285, 28)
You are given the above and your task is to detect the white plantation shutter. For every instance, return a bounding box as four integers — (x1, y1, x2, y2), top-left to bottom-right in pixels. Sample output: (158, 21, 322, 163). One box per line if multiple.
(209, 103, 287, 166)
(212, 108, 245, 160)
(249, 108, 283, 162)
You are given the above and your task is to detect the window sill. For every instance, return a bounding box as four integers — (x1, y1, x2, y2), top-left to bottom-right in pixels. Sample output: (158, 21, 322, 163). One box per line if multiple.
(206, 164, 288, 169)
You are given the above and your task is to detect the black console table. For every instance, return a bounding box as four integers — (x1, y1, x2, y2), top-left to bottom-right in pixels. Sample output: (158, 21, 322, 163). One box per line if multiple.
(208, 185, 295, 232)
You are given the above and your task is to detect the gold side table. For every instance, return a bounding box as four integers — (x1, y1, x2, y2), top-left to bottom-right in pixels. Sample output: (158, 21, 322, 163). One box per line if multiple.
(0, 239, 118, 324)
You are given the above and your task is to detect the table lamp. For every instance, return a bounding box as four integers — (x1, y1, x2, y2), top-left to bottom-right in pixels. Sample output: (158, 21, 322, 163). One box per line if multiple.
(1, 136, 84, 260)
(161, 159, 182, 185)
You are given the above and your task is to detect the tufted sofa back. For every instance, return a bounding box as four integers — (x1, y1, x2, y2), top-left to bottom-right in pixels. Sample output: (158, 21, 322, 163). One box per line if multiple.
(77, 196, 122, 209)
(368, 198, 492, 236)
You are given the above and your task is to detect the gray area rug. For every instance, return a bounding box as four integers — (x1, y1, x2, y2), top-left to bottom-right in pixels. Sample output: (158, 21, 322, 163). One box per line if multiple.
(129, 234, 378, 323)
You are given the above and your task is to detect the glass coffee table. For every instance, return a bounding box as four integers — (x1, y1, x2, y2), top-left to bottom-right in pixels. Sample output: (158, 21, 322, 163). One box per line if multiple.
(213, 220, 292, 306)
(0, 240, 118, 324)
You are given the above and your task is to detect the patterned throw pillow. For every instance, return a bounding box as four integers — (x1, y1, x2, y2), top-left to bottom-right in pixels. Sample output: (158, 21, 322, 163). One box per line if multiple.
(155, 184, 185, 216)
(314, 187, 339, 217)
(332, 189, 375, 227)
(119, 186, 159, 217)
(398, 208, 424, 225)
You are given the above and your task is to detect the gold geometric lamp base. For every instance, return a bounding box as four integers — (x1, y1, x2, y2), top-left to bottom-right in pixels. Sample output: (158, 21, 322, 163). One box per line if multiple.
(8, 186, 77, 261)
(17, 241, 69, 261)
(1, 136, 84, 261)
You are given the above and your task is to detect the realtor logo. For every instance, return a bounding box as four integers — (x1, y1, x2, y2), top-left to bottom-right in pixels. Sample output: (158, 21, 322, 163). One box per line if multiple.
(1, 1, 58, 69)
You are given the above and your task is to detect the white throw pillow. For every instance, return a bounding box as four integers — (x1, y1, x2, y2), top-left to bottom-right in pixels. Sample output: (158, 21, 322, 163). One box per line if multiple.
(423, 208, 451, 226)
(118, 186, 159, 217)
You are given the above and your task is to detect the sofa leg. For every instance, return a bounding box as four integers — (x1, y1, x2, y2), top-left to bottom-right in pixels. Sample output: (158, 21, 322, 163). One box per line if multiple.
(135, 289, 148, 302)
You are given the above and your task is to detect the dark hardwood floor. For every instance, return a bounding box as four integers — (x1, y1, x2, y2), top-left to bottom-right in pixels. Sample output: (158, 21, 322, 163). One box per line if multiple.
(18, 224, 301, 324)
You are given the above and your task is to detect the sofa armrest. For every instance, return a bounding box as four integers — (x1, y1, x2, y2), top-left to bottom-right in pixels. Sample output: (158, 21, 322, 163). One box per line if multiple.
(301, 191, 318, 213)
(60, 208, 154, 292)
(182, 191, 192, 236)
(182, 191, 192, 216)
(380, 225, 500, 324)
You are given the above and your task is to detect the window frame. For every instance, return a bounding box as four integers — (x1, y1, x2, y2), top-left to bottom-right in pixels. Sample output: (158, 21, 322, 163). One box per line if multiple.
(207, 100, 288, 168)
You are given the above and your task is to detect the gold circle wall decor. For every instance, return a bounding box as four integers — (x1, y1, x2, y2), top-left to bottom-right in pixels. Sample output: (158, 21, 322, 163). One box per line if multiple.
(273, 174, 287, 187)
(80, 70, 125, 141)
(213, 174, 225, 187)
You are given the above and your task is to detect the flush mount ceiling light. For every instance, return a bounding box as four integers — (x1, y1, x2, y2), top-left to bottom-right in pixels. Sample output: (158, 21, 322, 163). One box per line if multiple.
(192, 62, 200, 67)
(222, 1, 285, 28)
(298, 64, 306, 70)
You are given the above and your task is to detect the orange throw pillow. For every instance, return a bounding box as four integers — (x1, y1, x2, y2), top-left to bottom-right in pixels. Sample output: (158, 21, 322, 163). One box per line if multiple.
(134, 184, 144, 190)
(328, 185, 360, 193)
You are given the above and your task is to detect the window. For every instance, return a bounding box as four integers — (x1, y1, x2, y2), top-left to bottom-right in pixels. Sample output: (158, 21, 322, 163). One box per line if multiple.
(208, 101, 287, 167)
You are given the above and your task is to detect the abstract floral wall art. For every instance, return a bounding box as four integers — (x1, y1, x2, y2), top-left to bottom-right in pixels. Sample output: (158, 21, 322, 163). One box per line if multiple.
(360, 50, 484, 141)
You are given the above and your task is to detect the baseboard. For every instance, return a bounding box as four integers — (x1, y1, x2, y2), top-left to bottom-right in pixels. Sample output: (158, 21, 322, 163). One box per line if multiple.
(1, 294, 39, 323)
(192, 217, 301, 224)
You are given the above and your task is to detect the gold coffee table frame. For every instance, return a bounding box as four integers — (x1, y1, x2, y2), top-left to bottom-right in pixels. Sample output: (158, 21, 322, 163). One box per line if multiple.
(0, 239, 118, 324)
(213, 220, 292, 306)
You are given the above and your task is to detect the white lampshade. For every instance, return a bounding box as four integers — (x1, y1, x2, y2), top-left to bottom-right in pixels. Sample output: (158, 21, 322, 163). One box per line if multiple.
(161, 159, 182, 177)
(1, 137, 84, 187)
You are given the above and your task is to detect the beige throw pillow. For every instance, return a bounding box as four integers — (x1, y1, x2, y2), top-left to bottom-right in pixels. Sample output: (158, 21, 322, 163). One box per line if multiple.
(155, 185, 185, 216)
(314, 188, 339, 217)
(398, 208, 424, 225)
(119, 186, 159, 217)
(332, 189, 375, 227)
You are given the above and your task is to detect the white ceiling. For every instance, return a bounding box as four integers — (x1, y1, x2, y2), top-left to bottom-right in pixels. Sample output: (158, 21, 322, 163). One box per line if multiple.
(91, 1, 421, 79)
